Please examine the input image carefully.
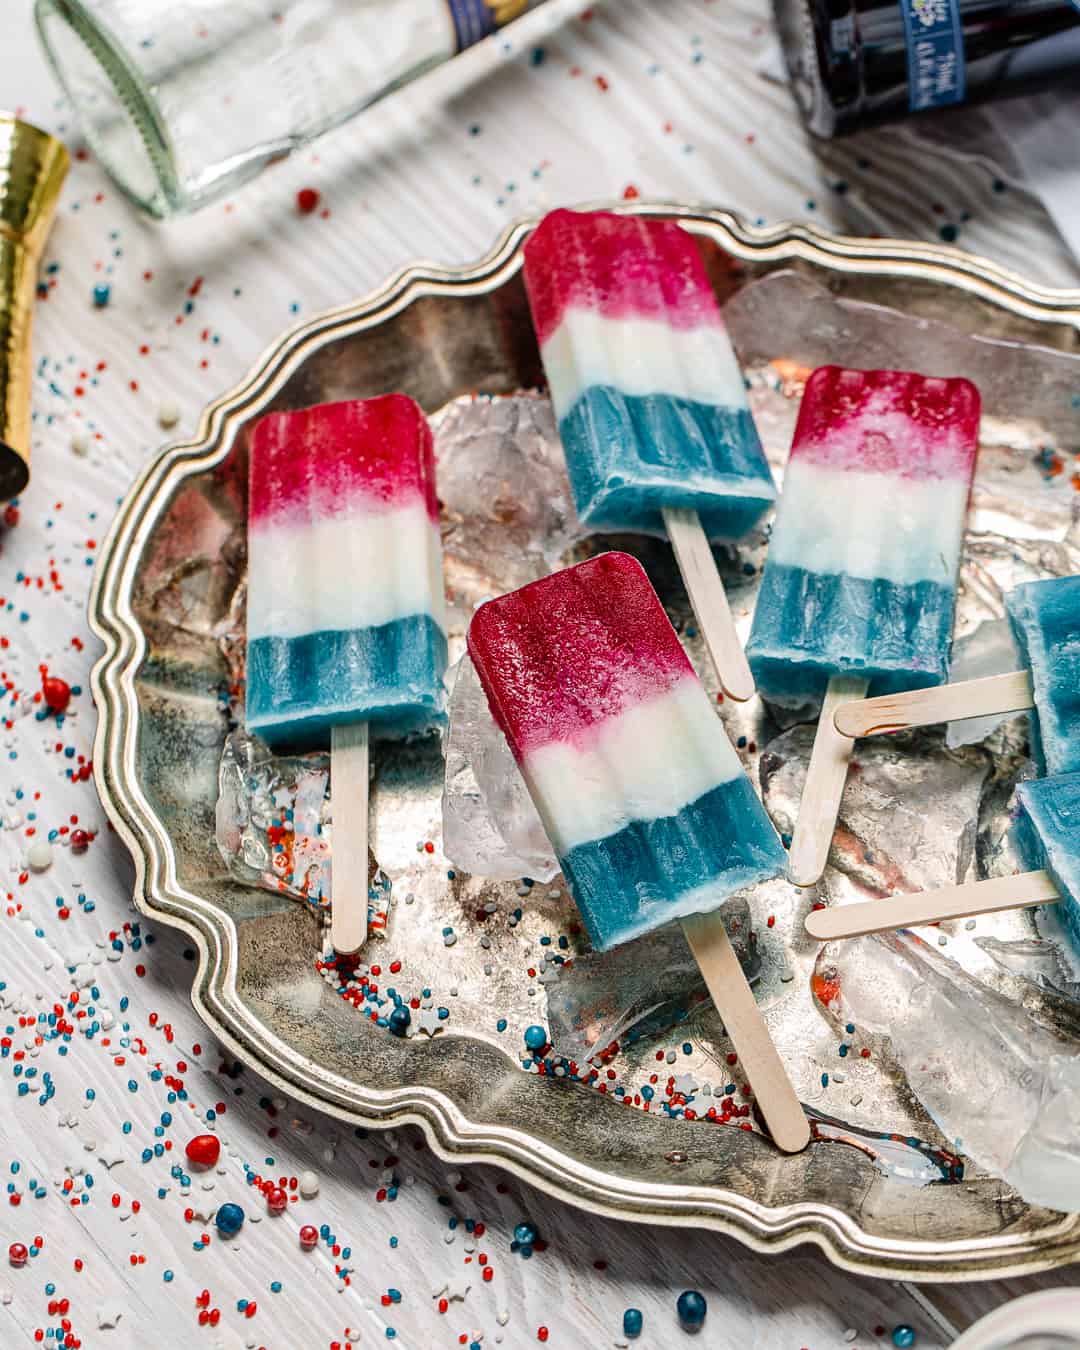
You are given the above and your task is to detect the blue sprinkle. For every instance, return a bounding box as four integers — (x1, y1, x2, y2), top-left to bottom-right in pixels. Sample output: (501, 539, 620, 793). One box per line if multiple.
(92, 283, 111, 308)
(892, 1329, 916, 1349)
(677, 1290, 707, 1328)
(623, 1308, 644, 1338)
(523, 1025, 547, 1052)
(163, 1270, 174, 1282)
(215, 1202, 245, 1235)
(270, 1280, 282, 1293)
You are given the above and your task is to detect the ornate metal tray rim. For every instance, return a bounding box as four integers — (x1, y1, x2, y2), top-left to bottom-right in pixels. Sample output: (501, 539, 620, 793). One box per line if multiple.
(88, 203, 1080, 1281)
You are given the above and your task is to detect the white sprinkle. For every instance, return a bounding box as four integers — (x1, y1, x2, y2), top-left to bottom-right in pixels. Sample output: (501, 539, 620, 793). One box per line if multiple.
(70, 432, 89, 456)
(298, 1170, 319, 1198)
(96, 1303, 125, 1330)
(964, 919, 976, 931)
(157, 402, 181, 429)
(844, 1330, 858, 1343)
(26, 840, 53, 872)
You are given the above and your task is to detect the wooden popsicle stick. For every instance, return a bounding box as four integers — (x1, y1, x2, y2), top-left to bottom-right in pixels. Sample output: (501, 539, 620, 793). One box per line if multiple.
(804, 869, 1060, 942)
(662, 506, 755, 703)
(330, 721, 370, 955)
(788, 674, 869, 888)
(682, 912, 810, 1154)
(833, 669, 1034, 739)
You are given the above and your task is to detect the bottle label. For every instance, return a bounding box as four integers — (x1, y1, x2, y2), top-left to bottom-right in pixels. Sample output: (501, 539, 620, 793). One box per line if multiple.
(447, 0, 543, 51)
(900, 0, 967, 112)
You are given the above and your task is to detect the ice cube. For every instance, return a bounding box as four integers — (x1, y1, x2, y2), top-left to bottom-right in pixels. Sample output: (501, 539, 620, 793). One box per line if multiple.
(815, 930, 1080, 1212)
(441, 655, 559, 882)
(761, 722, 991, 897)
(726, 270, 1080, 451)
(945, 618, 1025, 749)
(432, 393, 585, 624)
(546, 899, 761, 1064)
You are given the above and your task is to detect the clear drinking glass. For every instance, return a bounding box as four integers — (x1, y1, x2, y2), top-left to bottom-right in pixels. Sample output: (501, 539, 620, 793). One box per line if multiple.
(35, 0, 545, 218)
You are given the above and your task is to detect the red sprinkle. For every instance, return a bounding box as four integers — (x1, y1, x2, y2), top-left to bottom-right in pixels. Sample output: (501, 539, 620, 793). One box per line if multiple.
(266, 1186, 288, 1214)
(185, 1134, 221, 1168)
(299, 1225, 318, 1250)
(8, 1242, 28, 1266)
(42, 676, 71, 713)
(296, 188, 320, 214)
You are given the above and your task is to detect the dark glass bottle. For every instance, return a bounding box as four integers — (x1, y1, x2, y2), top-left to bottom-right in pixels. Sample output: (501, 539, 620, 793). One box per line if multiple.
(773, 0, 1080, 136)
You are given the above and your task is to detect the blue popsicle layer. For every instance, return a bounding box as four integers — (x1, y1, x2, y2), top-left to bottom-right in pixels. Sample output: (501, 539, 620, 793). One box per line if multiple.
(246, 615, 447, 748)
(1015, 772, 1080, 953)
(559, 388, 776, 541)
(746, 564, 955, 706)
(1006, 576, 1080, 776)
(558, 775, 787, 952)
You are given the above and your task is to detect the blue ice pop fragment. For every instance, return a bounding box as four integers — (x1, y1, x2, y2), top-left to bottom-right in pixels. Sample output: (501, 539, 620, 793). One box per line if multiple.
(1015, 773, 1080, 953)
(1005, 576, 1080, 776)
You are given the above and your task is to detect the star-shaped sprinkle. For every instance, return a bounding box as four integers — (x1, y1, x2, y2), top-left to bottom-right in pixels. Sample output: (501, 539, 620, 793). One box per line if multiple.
(431, 1277, 470, 1303)
(96, 1303, 125, 1330)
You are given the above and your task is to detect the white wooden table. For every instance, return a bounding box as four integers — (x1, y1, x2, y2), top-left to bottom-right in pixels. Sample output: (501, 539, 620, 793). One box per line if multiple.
(2, 3, 1079, 1346)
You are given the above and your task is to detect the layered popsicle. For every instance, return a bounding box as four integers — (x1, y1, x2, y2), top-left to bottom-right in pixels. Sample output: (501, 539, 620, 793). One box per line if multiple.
(245, 393, 447, 953)
(467, 552, 786, 950)
(832, 576, 1080, 779)
(522, 208, 776, 701)
(522, 209, 776, 540)
(747, 365, 980, 708)
(468, 551, 807, 1151)
(246, 393, 448, 746)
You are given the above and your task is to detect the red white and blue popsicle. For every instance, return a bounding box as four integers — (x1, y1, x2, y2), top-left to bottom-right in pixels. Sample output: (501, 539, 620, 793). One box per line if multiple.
(523, 209, 777, 701)
(246, 394, 447, 952)
(469, 552, 808, 1152)
(746, 366, 980, 887)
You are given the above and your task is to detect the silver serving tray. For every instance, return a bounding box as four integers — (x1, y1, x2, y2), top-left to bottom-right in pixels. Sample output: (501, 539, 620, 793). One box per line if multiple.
(90, 204, 1080, 1280)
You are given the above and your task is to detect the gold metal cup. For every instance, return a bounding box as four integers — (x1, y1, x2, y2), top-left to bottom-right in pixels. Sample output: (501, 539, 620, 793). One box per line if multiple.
(0, 114, 70, 500)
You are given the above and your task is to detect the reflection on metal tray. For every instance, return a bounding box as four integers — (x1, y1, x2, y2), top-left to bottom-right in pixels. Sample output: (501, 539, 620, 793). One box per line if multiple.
(89, 204, 1080, 1280)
